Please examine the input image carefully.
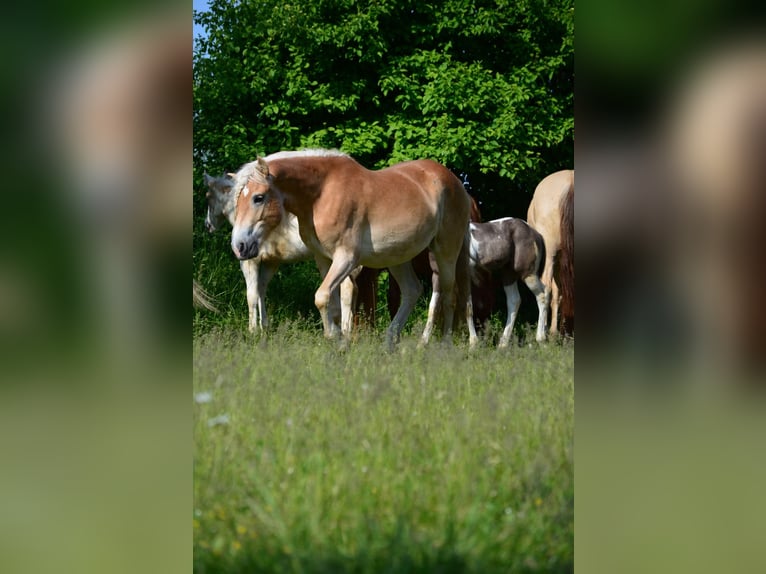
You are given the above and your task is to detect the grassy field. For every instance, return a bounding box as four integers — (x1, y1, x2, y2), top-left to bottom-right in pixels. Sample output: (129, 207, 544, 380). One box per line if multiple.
(193, 323, 573, 573)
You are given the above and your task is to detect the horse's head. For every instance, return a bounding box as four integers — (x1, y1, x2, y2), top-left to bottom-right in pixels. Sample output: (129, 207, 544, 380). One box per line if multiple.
(230, 157, 284, 260)
(203, 172, 235, 233)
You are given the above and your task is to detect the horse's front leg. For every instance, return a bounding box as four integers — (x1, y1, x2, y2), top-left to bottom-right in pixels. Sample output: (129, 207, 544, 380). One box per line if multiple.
(314, 252, 359, 341)
(257, 260, 279, 331)
(339, 270, 359, 337)
(240, 259, 260, 333)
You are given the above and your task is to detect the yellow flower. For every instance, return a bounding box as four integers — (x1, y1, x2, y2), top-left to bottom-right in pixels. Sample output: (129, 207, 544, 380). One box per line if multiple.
(232, 540, 242, 551)
(193, 519, 200, 529)
(534, 497, 542, 507)
(236, 525, 247, 535)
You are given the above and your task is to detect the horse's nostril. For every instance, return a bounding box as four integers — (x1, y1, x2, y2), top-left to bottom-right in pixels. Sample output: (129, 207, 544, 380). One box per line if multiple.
(238, 242, 246, 256)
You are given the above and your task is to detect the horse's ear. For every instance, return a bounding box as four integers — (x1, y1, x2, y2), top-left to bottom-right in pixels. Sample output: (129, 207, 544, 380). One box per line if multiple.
(203, 172, 212, 185)
(226, 172, 237, 179)
(256, 157, 270, 178)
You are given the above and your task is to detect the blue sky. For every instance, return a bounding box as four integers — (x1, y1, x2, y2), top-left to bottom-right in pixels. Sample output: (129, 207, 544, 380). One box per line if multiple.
(192, 0, 209, 45)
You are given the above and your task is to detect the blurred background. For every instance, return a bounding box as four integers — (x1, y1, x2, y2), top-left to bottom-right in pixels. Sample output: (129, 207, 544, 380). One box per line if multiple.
(0, 2, 189, 573)
(577, 0, 766, 572)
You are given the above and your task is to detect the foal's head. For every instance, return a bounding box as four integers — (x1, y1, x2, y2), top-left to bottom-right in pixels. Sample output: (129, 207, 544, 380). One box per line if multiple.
(203, 173, 235, 232)
(230, 157, 284, 260)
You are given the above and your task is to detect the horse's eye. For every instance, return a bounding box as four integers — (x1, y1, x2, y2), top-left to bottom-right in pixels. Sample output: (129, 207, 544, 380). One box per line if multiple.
(253, 195, 265, 205)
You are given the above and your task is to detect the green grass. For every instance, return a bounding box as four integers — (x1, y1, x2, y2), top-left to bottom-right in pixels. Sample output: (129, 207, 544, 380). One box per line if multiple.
(193, 324, 573, 573)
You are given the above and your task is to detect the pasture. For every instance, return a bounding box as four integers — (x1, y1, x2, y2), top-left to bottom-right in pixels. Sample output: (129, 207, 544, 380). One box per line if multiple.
(193, 324, 573, 573)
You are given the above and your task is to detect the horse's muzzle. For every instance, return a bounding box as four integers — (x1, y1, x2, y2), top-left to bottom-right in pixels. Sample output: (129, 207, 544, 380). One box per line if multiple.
(232, 239, 259, 260)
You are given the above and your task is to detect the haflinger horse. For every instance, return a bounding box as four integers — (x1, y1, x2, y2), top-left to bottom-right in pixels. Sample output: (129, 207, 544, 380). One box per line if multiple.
(203, 171, 369, 335)
(230, 149, 478, 349)
(527, 169, 574, 337)
(468, 218, 548, 347)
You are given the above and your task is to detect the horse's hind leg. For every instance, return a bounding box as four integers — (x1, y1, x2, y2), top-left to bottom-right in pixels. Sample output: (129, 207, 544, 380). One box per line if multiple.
(458, 232, 479, 348)
(386, 262, 422, 349)
(523, 273, 548, 343)
(541, 252, 558, 337)
(422, 255, 457, 346)
(499, 281, 521, 348)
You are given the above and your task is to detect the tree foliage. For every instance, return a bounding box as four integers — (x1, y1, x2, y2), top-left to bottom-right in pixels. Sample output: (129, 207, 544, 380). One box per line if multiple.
(194, 0, 573, 217)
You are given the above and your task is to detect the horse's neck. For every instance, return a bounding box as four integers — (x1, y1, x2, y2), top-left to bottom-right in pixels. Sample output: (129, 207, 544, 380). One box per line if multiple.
(270, 159, 325, 220)
(223, 194, 239, 226)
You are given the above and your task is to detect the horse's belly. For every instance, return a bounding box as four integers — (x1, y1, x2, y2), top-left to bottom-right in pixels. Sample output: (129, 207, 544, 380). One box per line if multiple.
(358, 233, 429, 268)
(474, 255, 505, 271)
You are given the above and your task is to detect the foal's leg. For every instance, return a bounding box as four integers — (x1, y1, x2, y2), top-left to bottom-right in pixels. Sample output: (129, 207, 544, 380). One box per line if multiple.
(386, 262, 422, 349)
(499, 281, 521, 348)
(523, 273, 548, 343)
(314, 251, 359, 341)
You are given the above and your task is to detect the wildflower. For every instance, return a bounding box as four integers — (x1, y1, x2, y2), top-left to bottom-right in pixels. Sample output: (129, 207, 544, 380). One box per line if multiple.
(207, 414, 230, 427)
(194, 392, 212, 404)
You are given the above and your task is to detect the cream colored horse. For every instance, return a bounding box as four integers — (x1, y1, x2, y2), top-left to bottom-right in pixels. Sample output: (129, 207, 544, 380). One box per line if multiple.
(527, 169, 574, 337)
(230, 150, 477, 349)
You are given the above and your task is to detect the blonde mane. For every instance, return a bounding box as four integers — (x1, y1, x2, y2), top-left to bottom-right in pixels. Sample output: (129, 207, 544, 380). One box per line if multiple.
(234, 149, 348, 199)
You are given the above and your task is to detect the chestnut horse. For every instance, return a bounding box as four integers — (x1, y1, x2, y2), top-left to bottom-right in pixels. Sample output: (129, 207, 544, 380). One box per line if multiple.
(230, 150, 478, 348)
(203, 172, 372, 334)
(557, 185, 574, 336)
(527, 169, 574, 337)
(468, 218, 547, 347)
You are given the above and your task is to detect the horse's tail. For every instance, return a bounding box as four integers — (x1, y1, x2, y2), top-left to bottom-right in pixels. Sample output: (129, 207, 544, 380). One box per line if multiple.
(558, 184, 574, 335)
(193, 279, 219, 313)
(469, 195, 483, 223)
(535, 227, 546, 279)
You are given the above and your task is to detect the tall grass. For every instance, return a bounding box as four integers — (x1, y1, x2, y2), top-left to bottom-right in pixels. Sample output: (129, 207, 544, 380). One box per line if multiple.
(194, 325, 573, 573)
